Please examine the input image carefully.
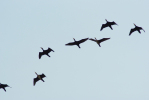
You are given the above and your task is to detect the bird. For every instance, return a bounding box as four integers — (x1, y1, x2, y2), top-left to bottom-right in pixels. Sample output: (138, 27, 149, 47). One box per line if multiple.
(129, 24, 145, 36)
(100, 19, 117, 31)
(65, 38, 88, 48)
(33, 72, 46, 86)
(89, 37, 110, 47)
(0, 83, 11, 92)
(39, 47, 54, 59)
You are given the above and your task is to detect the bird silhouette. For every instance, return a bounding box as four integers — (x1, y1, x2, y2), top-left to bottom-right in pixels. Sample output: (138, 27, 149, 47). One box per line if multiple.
(100, 19, 117, 31)
(65, 38, 88, 48)
(129, 24, 145, 36)
(39, 47, 54, 59)
(33, 72, 46, 86)
(0, 83, 11, 92)
(89, 38, 110, 47)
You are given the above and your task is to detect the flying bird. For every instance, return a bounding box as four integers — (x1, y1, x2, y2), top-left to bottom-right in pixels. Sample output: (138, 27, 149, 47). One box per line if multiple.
(0, 83, 11, 92)
(39, 47, 54, 59)
(89, 38, 110, 47)
(33, 72, 46, 86)
(100, 19, 117, 31)
(65, 38, 88, 48)
(129, 24, 145, 36)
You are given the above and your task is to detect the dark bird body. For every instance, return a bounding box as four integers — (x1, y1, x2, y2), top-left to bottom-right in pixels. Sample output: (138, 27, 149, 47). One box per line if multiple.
(39, 47, 54, 59)
(0, 83, 11, 92)
(100, 19, 117, 31)
(33, 72, 46, 86)
(89, 38, 110, 47)
(129, 24, 145, 36)
(65, 38, 88, 48)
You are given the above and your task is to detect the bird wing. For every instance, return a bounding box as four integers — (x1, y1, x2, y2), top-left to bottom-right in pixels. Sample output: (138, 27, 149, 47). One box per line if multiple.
(142, 28, 145, 32)
(110, 21, 117, 25)
(33, 77, 40, 86)
(99, 38, 110, 43)
(65, 42, 76, 46)
(2, 88, 6, 92)
(39, 52, 44, 59)
(89, 38, 96, 42)
(129, 28, 136, 36)
(100, 24, 108, 31)
(78, 38, 88, 44)
(47, 48, 54, 52)
(40, 74, 46, 79)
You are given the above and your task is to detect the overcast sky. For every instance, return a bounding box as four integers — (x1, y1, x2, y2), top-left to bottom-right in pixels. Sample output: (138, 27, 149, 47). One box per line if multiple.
(1, 0, 149, 100)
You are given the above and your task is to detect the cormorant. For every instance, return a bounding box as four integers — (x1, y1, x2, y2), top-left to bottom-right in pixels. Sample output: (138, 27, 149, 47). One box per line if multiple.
(39, 47, 54, 59)
(65, 38, 88, 48)
(100, 19, 117, 31)
(33, 72, 46, 86)
(89, 37, 110, 47)
(0, 83, 11, 92)
(129, 24, 145, 36)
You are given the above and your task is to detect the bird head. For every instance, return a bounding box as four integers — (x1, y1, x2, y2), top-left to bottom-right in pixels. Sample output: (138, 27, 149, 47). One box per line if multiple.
(133, 23, 136, 26)
(105, 19, 108, 22)
(94, 37, 97, 40)
(114, 22, 118, 25)
(7, 85, 12, 88)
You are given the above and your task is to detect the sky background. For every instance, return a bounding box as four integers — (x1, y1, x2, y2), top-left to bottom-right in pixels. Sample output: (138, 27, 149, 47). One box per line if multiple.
(1, 0, 149, 100)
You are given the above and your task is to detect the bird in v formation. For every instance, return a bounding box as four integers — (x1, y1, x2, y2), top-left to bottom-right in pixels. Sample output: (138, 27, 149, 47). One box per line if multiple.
(33, 72, 46, 86)
(100, 19, 118, 31)
(0, 83, 11, 92)
(129, 23, 145, 36)
(89, 38, 110, 47)
(39, 47, 54, 59)
(65, 38, 88, 48)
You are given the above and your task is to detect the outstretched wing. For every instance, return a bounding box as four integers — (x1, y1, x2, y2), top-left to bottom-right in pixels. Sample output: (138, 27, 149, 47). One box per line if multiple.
(129, 28, 136, 36)
(141, 28, 145, 32)
(89, 38, 96, 42)
(100, 24, 108, 31)
(39, 52, 44, 59)
(78, 38, 88, 44)
(33, 77, 40, 86)
(109, 21, 117, 25)
(99, 38, 110, 43)
(47, 48, 54, 52)
(65, 42, 76, 46)
(2, 88, 6, 92)
(40, 74, 46, 79)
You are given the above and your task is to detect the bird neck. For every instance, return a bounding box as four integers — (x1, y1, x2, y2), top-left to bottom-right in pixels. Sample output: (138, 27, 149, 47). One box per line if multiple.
(35, 72, 38, 76)
(41, 47, 44, 51)
(73, 38, 76, 42)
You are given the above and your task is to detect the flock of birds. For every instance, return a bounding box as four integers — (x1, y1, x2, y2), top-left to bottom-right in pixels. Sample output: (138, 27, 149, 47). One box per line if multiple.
(0, 19, 145, 92)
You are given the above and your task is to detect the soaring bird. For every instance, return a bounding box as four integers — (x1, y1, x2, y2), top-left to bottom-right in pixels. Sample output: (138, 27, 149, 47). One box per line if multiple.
(33, 72, 46, 86)
(0, 83, 11, 92)
(65, 38, 88, 48)
(100, 19, 117, 31)
(89, 38, 110, 47)
(39, 47, 54, 59)
(129, 24, 145, 36)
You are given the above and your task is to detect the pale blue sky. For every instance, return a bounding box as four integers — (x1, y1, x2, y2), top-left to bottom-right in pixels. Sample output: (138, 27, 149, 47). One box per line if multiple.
(1, 0, 149, 100)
